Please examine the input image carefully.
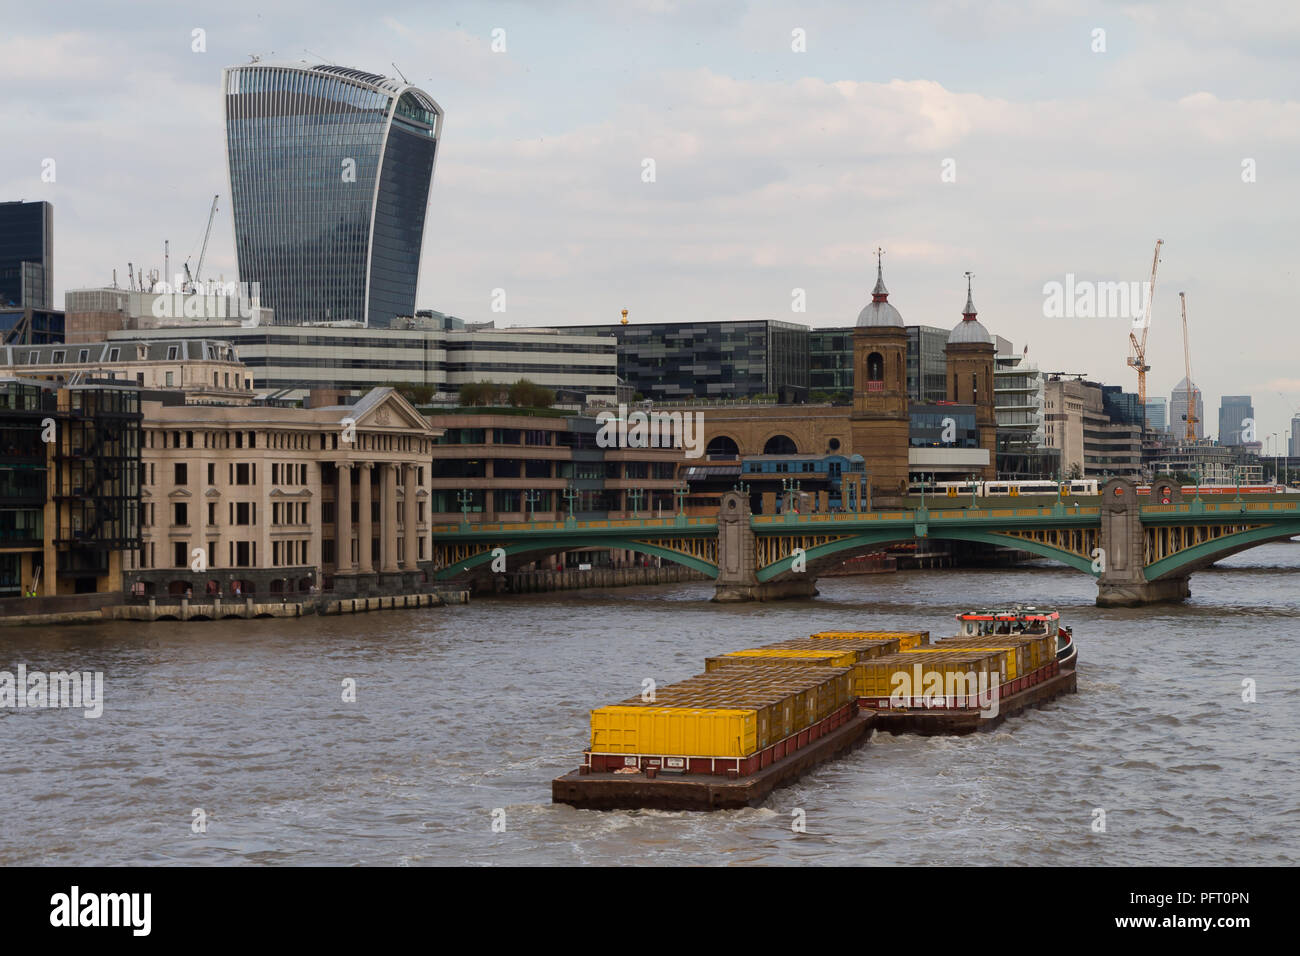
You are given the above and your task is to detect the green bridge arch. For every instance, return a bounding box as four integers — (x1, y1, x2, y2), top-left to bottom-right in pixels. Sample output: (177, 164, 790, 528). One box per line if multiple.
(755, 528, 1097, 582)
(1143, 523, 1300, 581)
(434, 537, 721, 581)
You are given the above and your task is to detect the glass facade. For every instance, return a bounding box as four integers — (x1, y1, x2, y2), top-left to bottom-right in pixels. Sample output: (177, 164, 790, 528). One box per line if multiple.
(576, 320, 808, 402)
(907, 326, 950, 403)
(0, 201, 53, 309)
(809, 328, 853, 397)
(223, 65, 442, 328)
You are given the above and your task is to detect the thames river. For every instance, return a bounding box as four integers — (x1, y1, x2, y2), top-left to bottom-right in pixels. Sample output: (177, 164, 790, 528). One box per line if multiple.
(3, 543, 1298, 866)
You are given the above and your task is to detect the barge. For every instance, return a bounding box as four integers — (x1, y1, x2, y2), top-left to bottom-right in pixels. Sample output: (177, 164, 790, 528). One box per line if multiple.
(553, 621, 1079, 812)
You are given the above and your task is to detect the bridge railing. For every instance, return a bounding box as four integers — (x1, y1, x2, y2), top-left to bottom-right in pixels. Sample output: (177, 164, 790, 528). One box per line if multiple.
(431, 515, 718, 535)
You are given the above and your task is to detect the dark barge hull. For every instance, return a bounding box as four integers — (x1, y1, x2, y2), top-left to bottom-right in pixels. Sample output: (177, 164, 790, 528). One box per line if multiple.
(552, 712, 877, 812)
(870, 664, 1077, 736)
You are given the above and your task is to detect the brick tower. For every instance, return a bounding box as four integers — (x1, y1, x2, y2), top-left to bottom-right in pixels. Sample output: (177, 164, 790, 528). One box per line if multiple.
(944, 273, 998, 480)
(851, 250, 911, 507)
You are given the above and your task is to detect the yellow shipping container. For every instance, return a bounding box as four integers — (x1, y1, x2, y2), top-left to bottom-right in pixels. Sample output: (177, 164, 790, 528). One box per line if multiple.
(905, 646, 1017, 680)
(764, 637, 901, 661)
(707, 648, 859, 669)
(810, 630, 929, 650)
(590, 706, 757, 757)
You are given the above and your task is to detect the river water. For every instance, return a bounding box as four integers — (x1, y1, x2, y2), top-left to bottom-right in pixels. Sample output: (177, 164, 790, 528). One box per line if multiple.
(3, 543, 1297, 866)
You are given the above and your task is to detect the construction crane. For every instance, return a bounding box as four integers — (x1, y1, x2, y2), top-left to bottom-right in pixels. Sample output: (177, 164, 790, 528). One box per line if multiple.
(1179, 291, 1199, 442)
(183, 194, 220, 292)
(1127, 238, 1163, 431)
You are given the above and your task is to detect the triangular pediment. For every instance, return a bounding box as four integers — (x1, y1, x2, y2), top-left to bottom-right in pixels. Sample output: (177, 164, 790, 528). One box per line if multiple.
(343, 388, 436, 434)
(168, 488, 193, 498)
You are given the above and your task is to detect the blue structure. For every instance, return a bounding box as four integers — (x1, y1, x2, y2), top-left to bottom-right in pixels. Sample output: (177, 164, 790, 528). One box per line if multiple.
(222, 64, 444, 328)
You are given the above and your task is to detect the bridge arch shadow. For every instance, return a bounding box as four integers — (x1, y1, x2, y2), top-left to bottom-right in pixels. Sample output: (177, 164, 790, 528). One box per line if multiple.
(435, 538, 720, 582)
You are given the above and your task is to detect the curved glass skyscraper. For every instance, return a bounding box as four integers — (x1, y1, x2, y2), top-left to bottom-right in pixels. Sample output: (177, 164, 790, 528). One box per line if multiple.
(222, 64, 443, 327)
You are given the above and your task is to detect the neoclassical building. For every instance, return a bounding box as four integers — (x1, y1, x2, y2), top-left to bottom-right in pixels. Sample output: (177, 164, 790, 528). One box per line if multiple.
(134, 387, 441, 597)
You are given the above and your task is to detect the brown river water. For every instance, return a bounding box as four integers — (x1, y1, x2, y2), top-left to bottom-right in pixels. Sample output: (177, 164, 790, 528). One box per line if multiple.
(2, 543, 1297, 866)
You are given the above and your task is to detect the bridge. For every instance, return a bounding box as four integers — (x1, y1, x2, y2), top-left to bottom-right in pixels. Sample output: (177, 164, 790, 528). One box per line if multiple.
(431, 478, 1300, 606)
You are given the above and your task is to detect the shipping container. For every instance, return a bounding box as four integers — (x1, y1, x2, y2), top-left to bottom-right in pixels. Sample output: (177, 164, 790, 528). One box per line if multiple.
(810, 630, 929, 650)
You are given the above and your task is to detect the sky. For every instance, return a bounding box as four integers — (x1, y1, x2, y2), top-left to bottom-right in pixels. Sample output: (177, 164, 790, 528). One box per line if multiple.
(3, 0, 1299, 444)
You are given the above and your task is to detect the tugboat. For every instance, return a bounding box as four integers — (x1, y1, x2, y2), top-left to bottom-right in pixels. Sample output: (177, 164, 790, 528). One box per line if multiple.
(954, 605, 1077, 671)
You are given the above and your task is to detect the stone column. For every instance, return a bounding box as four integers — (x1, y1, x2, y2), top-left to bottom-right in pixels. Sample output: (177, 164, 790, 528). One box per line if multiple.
(712, 490, 817, 603)
(1096, 476, 1189, 607)
(336, 464, 353, 572)
(382, 462, 399, 572)
(358, 463, 373, 574)
(403, 463, 420, 570)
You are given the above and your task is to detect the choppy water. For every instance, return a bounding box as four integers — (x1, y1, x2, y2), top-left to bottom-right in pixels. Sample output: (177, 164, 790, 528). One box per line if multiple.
(3, 543, 1298, 866)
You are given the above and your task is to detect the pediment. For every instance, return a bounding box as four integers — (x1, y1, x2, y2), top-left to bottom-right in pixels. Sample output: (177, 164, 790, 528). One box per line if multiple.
(168, 488, 193, 498)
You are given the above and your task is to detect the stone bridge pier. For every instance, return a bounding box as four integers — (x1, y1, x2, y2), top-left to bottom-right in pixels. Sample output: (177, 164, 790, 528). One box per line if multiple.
(1096, 477, 1190, 607)
(712, 491, 818, 602)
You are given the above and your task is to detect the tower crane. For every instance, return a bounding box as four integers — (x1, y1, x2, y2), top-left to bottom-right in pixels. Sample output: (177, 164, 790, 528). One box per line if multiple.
(183, 194, 220, 292)
(1128, 239, 1163, 431)
(1179, 291, 1199, 442)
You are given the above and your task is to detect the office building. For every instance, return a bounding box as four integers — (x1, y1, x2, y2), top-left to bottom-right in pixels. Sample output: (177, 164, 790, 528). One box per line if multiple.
(1043, 377, 1142, 479)
(0, 201, 53, 309)
(1171, 377, 1204, 441)
(0, 377, 141, 597)
(63, 286, 274, 343)
(808, 324, 949, 404)
(223, 64, 443, 327)
(1102, 385, 1143, 427)
(808, 328, 854, 397)
(1145, 397, 1169, 433)
(572, 319, 809, 403)
(134, 387, 439, 598)
(1218, 395, 1254, 446)
(103, 323, 618, 403)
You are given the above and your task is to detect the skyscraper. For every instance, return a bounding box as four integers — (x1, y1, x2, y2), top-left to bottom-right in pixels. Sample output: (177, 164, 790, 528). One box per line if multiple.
(1218, 395, 1253, 446)
(222, 64, 443, 328)
(0, 200, 53, 309)
(1144, 397, 1168, 433)
(1171, 377, 1204, 441)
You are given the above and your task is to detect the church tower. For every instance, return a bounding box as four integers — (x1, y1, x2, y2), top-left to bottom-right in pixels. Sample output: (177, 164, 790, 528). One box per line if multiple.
(850, 250, 911, 507)
(944, 273, 998, 480)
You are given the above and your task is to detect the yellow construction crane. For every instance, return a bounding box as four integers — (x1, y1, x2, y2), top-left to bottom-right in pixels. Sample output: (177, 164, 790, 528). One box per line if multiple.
(1128, 239, 1163, 430)
(1179, 291, 1199, 442)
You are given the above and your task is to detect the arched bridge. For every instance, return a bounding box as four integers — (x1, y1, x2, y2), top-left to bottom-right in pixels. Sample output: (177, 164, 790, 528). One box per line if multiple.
(431, 479, 1300, 606)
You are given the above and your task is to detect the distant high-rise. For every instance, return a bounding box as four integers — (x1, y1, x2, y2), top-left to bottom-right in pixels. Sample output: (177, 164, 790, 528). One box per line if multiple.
(1171, 377, 1204, 441)
(0, 200, 53, 309)
(1218, 395, 1253, 446)
(222, 64, 443, 327)
(1144, 397, 1168, 433)
(1291, 417, 1300, 457)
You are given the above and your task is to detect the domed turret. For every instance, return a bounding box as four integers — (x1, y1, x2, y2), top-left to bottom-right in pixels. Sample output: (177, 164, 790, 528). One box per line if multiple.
(857, 251, 904, 327)
(949, 272, 991, 344)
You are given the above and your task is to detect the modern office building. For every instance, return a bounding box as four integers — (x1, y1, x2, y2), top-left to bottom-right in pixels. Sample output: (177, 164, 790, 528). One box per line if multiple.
(0, 377, 141, 597)
(1043, 376, 1142, 479)
(1144, 397, 1169, 433)
(571, 319, 809, 403)
(1102, 385, 1143, 427)
(908, 325, 951, 404)
(993, 340, 1051, 478)
(1292, 417, 1300, 457)
(1218, 395, 1254, 446)
(808, 327, 853, 397)
(0, 201, 53, 309)
(222, 63, 443, 327)
(1171, 377, 1204, 441)
(103, 322, 618, 403)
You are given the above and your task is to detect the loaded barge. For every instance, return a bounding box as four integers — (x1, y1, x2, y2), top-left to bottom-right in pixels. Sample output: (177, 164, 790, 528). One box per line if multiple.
(553, 613, 1078, 812)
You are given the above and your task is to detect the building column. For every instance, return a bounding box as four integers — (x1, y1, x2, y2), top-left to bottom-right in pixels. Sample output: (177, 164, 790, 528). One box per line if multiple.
(382, 462, 399, 573)
(358, 463, 373, 574)
(337, 464, 353, 573)
(403, 463, 419, 570)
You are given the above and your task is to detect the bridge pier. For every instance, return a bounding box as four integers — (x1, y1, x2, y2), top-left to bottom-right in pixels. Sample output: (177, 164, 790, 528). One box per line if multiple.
(712, 490, 819, 602)
(1097, 477, 1190, 607)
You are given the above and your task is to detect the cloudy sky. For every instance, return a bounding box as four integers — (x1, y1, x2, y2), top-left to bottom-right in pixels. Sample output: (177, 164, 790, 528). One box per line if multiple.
(4, 0, 1299, 442)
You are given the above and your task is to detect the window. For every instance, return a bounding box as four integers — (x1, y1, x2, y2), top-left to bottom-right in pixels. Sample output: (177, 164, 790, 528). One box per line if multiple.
(235, 502, 252, 525)
(207, 502, 216, 525)
(173, 502, 188, 526)
(174, 542, 188, 568)
(78, 349, 89, 362)
(235, 463, 251, 485)
(174, 462, 187, 485)
(167, 346, 178, 360)
(207, 463, 215, 484)
(108, 348, 119, 361)
(52, 350, 65, 364)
